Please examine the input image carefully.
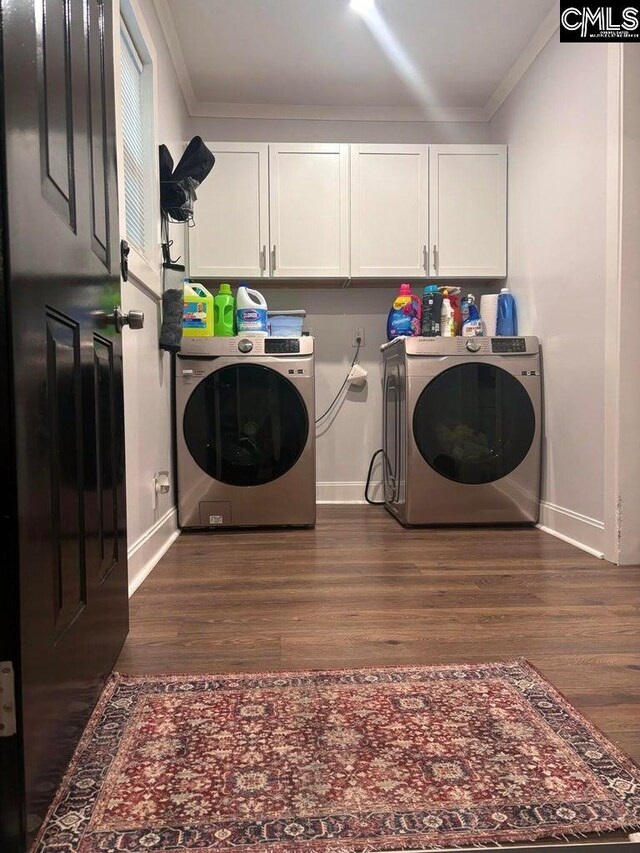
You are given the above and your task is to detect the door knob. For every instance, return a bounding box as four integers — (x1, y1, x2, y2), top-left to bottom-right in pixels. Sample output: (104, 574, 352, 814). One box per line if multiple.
(109, 306, 145, 333)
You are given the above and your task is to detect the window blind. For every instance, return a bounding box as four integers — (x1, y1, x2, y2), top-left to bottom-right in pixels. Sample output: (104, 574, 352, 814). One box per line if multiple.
(120, 23, 147, 255)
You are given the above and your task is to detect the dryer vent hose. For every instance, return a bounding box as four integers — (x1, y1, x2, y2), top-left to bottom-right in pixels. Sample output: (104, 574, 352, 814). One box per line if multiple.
(365, 448, 385, 506)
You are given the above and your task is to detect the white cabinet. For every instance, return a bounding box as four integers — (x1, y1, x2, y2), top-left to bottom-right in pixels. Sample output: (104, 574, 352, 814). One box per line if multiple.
(268, 143, 350, 278)
(188, 143, 269, 278)
(350, 144, 429, 278)
(189, 142, 507, 280)
(428, 145, 507, 278)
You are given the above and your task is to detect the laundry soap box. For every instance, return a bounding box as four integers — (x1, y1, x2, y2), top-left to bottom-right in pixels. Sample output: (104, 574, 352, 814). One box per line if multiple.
(183, 281, 214, 337)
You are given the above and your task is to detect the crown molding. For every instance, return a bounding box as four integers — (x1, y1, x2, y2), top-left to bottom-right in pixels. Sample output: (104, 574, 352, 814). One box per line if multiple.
(484, 1, 560, 120)
(189, 101, 488, 123)
(153, 0, 559, 126)
(152, 0, 198, 113)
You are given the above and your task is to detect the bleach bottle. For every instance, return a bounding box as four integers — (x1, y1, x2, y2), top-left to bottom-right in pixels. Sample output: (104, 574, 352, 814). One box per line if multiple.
(387, 283, 421, 340)
(496, 286, 518, 336)
(236, 286, 268, 336)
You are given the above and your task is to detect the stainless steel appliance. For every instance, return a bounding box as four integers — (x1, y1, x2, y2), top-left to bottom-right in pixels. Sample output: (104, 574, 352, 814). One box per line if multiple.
(381, 336, 541, 526)
(176, 336, 316, 528)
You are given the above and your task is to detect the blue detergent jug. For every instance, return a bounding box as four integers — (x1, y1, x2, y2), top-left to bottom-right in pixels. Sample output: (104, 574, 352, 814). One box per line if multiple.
(496, 287, 518, 336)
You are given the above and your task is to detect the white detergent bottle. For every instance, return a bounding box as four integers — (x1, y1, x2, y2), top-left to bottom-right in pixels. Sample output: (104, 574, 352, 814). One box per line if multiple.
(236, 285, 268, 336)
(440, 289, 455, 337)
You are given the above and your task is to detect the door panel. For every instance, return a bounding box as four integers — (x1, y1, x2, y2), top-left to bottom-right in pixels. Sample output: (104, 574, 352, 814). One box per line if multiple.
(87, 0, 110, 265)
(269, 143, 350, 277)
(429, 145, 507, 278)
(0, 0, 129, 847)
(187, 143, 269, 278)
(38, 0, 77, 225)
(46, 309, 88, 637)
(93, 333, 119, 582)
(351, 144, 429, 277)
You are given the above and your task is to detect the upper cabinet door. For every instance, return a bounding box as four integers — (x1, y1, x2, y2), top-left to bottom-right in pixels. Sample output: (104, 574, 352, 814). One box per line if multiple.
(429, 145, 507, 278)
(188, 142, 269, 278)
(351, 144, 429, 278)
(268, 143, 350, 278)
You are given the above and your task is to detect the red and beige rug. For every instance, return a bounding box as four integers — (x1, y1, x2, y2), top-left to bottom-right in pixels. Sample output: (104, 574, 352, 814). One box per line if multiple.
(33, 660, 640, 852)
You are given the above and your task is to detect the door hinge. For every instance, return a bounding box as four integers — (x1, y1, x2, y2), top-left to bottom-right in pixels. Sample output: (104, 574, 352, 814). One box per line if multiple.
(0, 662, 17, 737)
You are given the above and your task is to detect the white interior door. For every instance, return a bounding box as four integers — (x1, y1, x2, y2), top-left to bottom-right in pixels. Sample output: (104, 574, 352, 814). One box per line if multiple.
(187, 142, 269, 278)
(268, 143, 350, 278)
(351, 144, 429, 278)
(429, 145, 507, 278)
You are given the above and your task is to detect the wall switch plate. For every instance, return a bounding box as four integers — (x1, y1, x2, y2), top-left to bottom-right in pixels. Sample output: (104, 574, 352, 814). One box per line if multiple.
(352, 327, 365, 347)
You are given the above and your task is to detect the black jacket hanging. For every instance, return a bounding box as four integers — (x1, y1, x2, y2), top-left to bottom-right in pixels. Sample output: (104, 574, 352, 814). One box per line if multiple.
(159, 137, 215, 224)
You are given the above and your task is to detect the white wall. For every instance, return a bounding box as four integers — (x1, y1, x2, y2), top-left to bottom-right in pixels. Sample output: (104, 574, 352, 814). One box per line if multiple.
(120, 0, 189, 592)
(266, 287, 392, 502)
(189, 117, 490, 145)
(490, 34, 609, 555)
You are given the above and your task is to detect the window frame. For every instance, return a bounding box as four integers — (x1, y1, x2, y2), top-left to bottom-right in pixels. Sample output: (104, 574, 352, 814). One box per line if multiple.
(114, 0, 161, 296)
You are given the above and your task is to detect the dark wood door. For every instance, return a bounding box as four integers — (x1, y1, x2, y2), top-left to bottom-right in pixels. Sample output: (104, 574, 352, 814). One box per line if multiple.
(0, 0, 130, 848)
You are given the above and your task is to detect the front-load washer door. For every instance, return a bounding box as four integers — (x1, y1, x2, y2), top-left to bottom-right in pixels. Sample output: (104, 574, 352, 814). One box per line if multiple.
(412, 362, 535, 486)
(183, 364, 309, 486)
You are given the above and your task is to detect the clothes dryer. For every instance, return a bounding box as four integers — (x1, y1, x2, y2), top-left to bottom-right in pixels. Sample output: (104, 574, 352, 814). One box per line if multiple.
(381, 336, 541, 526)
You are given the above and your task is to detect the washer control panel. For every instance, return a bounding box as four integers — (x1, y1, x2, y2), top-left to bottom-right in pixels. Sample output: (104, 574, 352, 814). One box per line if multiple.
(179, 336, 314, 357)
(491, 338, 527, 353)
(265, 339, 300, 354)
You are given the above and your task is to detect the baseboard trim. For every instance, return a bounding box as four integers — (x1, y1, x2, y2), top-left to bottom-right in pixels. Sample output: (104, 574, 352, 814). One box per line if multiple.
(316, 481, 383, 504)
(537, 500, 605, 559)
(127, 507, 180, 597)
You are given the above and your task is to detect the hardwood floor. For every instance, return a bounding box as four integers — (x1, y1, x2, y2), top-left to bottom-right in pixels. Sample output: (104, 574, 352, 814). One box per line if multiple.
(116, 506, 640, 766)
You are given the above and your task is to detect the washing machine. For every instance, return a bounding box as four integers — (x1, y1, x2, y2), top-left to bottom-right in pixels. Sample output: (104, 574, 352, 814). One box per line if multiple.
(176, 336, 316, 528)
(381, 336, 541, 526)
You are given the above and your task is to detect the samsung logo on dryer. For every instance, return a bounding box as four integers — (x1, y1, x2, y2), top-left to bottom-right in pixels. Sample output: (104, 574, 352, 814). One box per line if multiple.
(560, 1, 639, 40)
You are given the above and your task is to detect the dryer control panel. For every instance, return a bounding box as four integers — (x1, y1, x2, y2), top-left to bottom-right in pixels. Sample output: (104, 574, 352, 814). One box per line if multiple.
(491, 338, 527, 353)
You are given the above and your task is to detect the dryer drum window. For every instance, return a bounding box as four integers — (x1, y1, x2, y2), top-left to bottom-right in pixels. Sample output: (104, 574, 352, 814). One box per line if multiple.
(183, 364, 309, 486)
(413, 363, 536, 485)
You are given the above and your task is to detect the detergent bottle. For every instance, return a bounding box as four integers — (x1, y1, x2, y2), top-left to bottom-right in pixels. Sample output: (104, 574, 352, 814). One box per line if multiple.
(448, 291, 463, 336)
(183, 280, 214, 337)
(462, 294, 483, 337)
(236, 285, 268, 336)
(387, 283, 421, 340)
(496, 286, 518, 336)
(214, 283, 235, 336)
(440, 290, 455, 337)
(421, 285, 443, 337)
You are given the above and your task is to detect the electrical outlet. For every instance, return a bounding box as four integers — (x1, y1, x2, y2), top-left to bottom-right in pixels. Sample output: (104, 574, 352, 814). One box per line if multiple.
(352, 327, 365, 347)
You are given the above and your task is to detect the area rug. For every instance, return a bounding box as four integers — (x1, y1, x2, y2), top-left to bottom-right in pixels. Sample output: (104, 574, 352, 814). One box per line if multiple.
(32, 660, 640, 852)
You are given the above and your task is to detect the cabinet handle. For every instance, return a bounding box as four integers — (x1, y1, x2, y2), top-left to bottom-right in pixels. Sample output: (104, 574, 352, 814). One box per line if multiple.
(433, 244, 439, 274)
(271, 245, 277, 273)
(422, 245, 428, 276)
(260, 245, 267, 273)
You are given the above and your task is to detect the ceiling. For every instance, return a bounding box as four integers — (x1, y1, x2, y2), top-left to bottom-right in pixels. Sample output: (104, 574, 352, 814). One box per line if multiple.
(158, 0, 559, 121)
